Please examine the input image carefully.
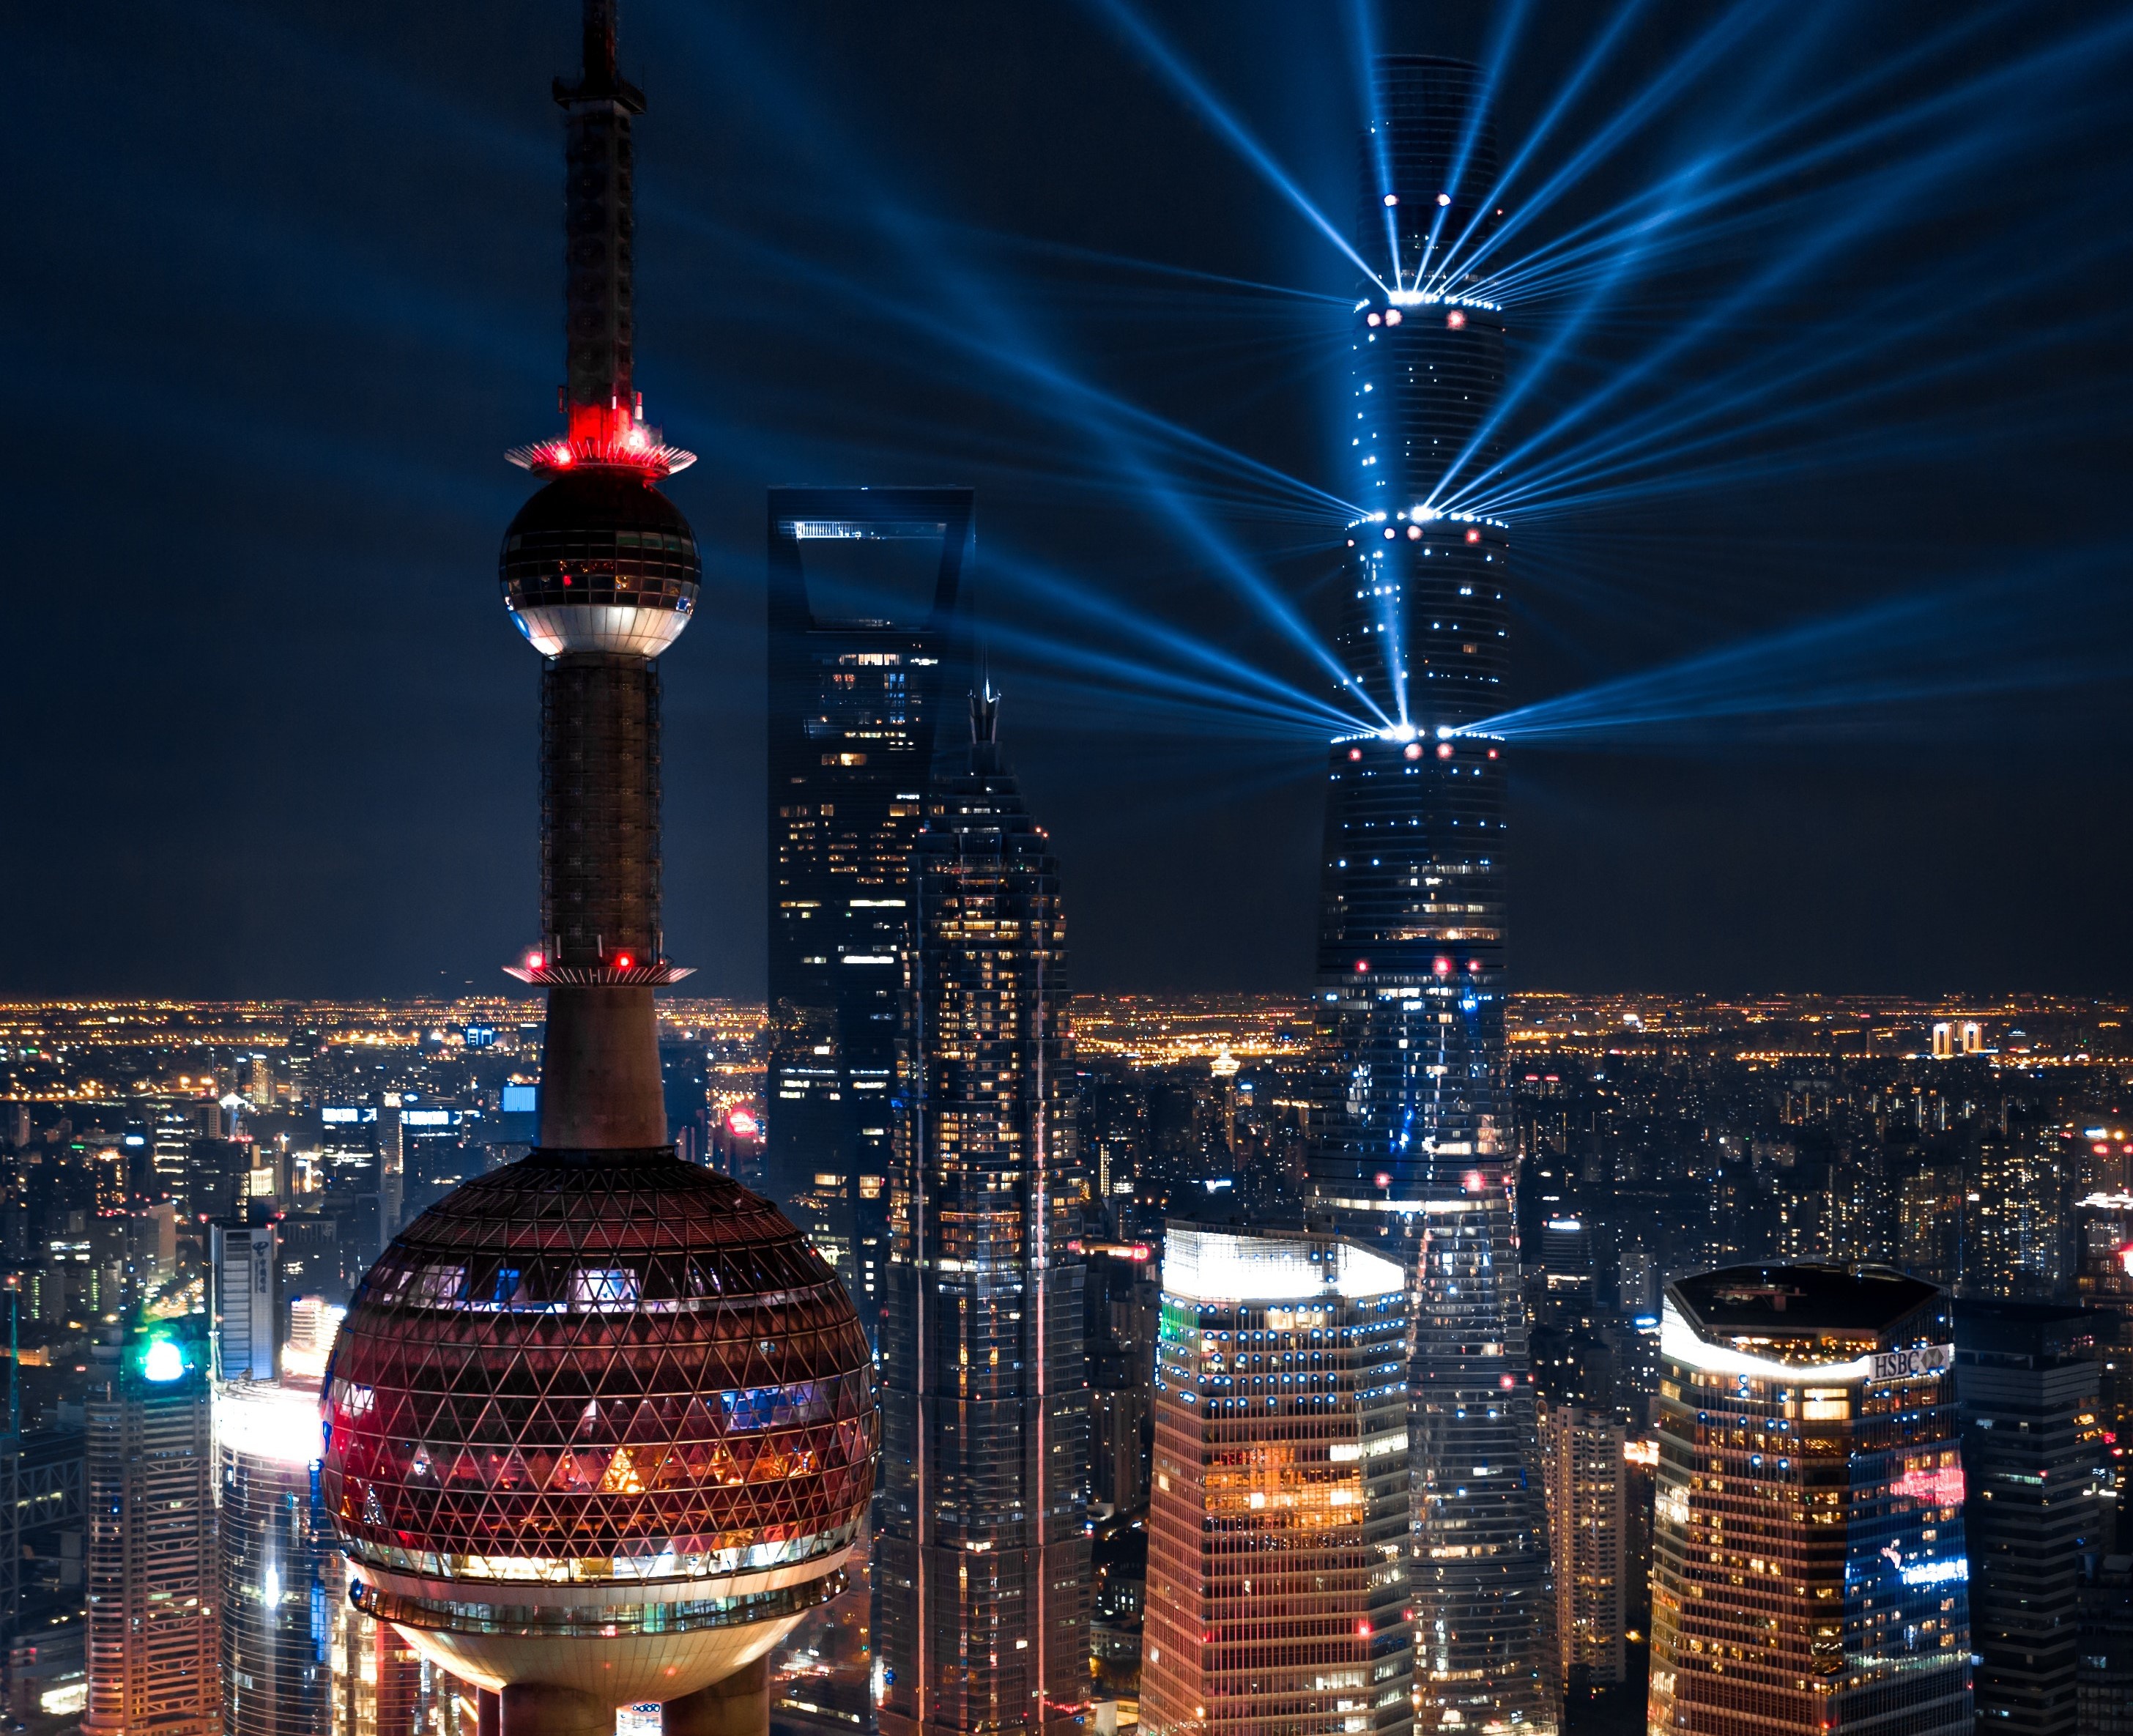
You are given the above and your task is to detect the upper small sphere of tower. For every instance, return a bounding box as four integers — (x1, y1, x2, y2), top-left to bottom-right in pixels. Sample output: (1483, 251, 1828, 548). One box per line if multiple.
(500, 470, 701, 657)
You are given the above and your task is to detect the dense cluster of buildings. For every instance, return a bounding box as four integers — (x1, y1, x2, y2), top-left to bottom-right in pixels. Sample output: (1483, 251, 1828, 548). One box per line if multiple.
(4, 12, 2132, 1736)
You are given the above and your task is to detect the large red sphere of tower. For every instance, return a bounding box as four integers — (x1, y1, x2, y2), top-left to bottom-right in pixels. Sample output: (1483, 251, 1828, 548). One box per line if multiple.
(320, 1154, 877, 1705)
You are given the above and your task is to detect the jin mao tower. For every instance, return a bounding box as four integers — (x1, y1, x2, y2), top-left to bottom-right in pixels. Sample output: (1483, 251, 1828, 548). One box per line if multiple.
(319, 10, 878, 1736)
(1305, 56, 1553, 1736)
(878, 691, 1087, 1736)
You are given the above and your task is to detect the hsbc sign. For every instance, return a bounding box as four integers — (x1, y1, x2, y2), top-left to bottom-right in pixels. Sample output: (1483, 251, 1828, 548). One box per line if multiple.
(1869, 1343, 1953, 1386)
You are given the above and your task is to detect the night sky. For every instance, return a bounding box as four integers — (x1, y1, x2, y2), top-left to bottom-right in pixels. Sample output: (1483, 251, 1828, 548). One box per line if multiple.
(5, 1, 2129, 999)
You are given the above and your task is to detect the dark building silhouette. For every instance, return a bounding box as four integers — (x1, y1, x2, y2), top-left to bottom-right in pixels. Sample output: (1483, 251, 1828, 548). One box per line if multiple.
(1305, 55, 1553, 1736)
(878, 690, 1088, 1736)
(1956, 1300, 2109, 1736)
(765, 486, 971, 1338)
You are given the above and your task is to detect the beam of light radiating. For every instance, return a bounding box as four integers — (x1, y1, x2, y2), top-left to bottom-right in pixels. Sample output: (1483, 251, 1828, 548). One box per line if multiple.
(1494, 392, 2121, 527)
(1448, 0, 2032, 298)
(975, 610, 1370, 743)
(1350, 0, 1402, 289)
(1422, 0, 1652, 292)
(904, 214, 1353, 305)
(1464, 233, 2126, 519)
(651, 193, 1359, 527)
(1412, 0, 1529, 290)
(984, 547, 1362, 732)
(1425, 0, 1785, 294)
(1454, 0, 2103, 303)
(1083, 0, 1390, 294)
(661, 10, 1381, 719)
(1466, 561, 2133, 745)
(1432, 108, 2022, 516)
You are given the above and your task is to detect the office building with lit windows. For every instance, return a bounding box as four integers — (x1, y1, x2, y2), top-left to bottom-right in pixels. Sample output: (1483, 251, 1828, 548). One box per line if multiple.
(1140, 1224, 1412, 1736)
(765, 486, 971, 1338)
(1648, 1265, 1973, 1736)
(1305, 55, 1552, 1736)
(83, 1327, 218, 1736)
(876, 689, 1087, 1736)
(216, 1378, 335, 1736)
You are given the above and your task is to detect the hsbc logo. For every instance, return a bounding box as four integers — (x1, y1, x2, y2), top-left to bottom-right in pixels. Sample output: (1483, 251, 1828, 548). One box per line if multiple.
(1869, 1343, 1952, 1386)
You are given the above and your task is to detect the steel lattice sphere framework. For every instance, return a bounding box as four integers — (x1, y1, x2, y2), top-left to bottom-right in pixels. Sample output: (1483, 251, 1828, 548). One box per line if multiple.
(322, 1154, 877, 1705)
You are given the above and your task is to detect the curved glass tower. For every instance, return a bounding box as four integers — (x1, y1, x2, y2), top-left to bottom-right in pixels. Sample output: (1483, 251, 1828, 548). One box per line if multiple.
(1306, 56, 1555, 1736)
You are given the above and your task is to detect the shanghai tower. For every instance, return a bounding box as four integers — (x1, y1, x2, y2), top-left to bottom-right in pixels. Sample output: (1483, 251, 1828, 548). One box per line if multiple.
(1305, 57, 1556, 1736)
(319, 9, 878, 1736)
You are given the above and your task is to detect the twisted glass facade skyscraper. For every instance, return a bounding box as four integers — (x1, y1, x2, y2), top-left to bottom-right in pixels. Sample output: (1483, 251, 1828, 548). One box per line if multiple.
(1306, 56, 1554, 1736)
(878, 691, 1088, 1736)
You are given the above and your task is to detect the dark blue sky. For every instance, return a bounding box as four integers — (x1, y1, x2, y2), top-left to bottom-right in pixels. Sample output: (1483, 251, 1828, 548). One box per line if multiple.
(4, 1, 2129, 998)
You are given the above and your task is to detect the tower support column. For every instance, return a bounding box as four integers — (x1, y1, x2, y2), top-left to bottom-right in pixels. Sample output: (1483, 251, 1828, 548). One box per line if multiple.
(500, 1683, 610, 1736)
(663, 1655, 770, 1736)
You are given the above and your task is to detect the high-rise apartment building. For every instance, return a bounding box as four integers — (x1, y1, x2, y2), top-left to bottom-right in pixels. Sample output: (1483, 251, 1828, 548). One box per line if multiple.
(83, 1327, 218, 1736)
(1536, 1400, 1626, 1695)
(1954, 1300, 2108, 1736)
(216, 1377, 334, 1736)
(765, 486, 971, 1338)
(1898, 1165, 1967, 1288)
(1140, 1224, 1412, 1736)
(1305, 55, 1554, 1736)
(1649, 1265, 1972, 1736)
(1973, 1131, 2069, 1299)
(877, 691, 1087, 1736)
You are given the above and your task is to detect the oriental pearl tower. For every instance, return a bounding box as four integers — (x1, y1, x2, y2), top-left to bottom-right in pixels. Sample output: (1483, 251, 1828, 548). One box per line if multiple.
(319, 9, 878, 1736)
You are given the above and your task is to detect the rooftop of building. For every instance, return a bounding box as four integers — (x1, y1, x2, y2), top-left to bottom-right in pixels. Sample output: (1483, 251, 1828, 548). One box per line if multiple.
(1671, 1262, 1941, 1338)
(1162, 1223, 1404, 1305)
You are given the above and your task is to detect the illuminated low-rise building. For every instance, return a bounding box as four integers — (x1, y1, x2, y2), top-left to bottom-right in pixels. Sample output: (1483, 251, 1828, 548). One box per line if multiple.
(1140, 1224, 1412, 1736)
(1648, 1264, 1972, 1736)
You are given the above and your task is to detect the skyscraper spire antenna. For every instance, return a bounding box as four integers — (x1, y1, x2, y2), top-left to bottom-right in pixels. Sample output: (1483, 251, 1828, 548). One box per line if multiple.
(555, 0, 639, 108)
(511, 0, 686, 477)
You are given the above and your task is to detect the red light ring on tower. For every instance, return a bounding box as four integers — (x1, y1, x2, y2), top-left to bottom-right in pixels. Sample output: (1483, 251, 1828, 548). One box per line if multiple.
(506, 433, 698, 480)
(502, 960, 697, 986)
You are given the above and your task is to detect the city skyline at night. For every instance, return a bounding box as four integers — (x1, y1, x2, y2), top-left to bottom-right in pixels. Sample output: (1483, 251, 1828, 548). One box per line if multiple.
(3, 9, 2133, 1736)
